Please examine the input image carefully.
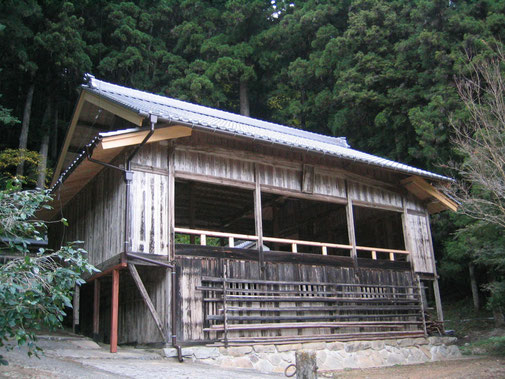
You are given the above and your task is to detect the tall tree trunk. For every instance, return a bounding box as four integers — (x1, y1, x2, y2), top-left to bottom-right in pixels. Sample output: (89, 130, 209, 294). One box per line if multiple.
(51, 104, 58, 162)
(16, 83, 35, 177)
(36, 98, 52, 188)
(469, 262, 480, 311)
(36, 134, 49, 188)
(240, 80, 250, 117)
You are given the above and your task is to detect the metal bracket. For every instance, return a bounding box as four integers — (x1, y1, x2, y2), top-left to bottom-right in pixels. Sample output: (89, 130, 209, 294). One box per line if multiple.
(85, 145, 133, 182)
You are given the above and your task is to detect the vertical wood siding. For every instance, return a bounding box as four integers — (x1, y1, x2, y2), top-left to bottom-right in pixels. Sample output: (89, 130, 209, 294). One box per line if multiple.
(130, 170, 169, 255)
(60, 164, 125, 266)
(175, 148, 255, 183)
(406, 212, 435, 273)
(348, 181, 403, 209)
(313, 172, 347, 199)
(257, 163, 301, 191)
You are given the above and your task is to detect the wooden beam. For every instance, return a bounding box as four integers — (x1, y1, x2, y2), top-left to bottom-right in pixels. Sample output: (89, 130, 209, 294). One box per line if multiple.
(110, 269, 119, 353)
(51, 92, 88, 186)
(93, 279, 100, 340)
(83, 91, 144, 127)
(401, 176, 458, 213)
(101, 125, 192, 150)
(86, 262, 127, 282)
(128, 264, 168, 343)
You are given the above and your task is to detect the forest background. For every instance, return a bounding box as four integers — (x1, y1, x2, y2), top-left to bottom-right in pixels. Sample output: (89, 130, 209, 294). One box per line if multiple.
(1, 0, 504, 320)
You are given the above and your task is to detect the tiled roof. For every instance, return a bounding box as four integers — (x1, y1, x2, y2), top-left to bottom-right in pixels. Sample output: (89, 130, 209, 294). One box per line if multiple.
(77, 75, 452, 182)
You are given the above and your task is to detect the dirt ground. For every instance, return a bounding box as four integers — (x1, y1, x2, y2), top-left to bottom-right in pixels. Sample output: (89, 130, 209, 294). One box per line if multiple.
(321, 356, 505, 379)
(2, 355, 504, 379)
(1, 332, 504, 379)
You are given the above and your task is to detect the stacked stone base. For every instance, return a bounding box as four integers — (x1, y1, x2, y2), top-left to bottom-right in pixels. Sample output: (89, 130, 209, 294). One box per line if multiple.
(163, 337, 461, 374)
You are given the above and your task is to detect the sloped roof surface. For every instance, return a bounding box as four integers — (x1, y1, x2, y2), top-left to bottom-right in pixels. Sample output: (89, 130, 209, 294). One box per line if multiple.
(82, 75, 451, 182)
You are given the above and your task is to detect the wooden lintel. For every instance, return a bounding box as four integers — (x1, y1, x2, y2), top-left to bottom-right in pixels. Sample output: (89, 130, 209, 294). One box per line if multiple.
(101, 125, 192, 150)
(128, 264, 168, 343)
(401, 176, 458, 213)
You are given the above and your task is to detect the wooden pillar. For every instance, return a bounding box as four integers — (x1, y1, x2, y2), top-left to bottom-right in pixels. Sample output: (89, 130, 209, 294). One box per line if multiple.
(401, 197, 412, 264)
(424, 210, 444, 323)
(93, 279, 100, 340)
(295, 350, 317, 379)
(345, 195, 358, 268)
(254, 164, 264, 270)
(72, 285, 80, 333)
(433, 278, 444, 323)
(165, 268, 172, 345)
(167, 144, 175, 261)
(110, 269, 119, 353)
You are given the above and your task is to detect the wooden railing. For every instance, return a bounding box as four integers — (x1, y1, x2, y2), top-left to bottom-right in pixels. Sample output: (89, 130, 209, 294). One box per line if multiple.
(198, 276, 425, 345)
(174, 227, 410, 261)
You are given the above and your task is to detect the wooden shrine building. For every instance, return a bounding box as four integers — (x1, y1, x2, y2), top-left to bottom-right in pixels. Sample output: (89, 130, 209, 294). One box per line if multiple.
(45, 74, 457, 354)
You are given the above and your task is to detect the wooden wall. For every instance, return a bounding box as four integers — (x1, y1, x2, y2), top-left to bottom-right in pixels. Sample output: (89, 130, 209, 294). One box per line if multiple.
(58, 157, 126, 266)
(57, 131, 437, 275)
(79, 266, 168, 345)
(129, 142, 171, 255)
(175, 253, 416, 343)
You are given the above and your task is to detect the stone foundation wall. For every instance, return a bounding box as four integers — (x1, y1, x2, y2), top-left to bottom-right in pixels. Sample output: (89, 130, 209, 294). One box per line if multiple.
(164, 337, 461, 374)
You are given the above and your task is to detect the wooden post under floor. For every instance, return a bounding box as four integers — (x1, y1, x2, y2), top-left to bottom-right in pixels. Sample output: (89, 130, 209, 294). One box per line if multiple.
(110, 269, 119, 353)
(93, 279, 100, 340)
(72, 285, 80, 333)
(433, 278, 444, 323)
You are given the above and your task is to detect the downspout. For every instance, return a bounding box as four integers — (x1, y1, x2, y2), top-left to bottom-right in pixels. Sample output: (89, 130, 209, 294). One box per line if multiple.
(123, 115, 183, 361)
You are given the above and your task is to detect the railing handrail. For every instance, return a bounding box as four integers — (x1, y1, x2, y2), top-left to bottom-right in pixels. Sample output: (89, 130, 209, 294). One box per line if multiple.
(174, 227, 410, 259)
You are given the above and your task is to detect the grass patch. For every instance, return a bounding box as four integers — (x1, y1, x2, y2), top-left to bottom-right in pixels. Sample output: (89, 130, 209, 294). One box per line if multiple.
(460, 336, 505, 356)
(443, 299, 494, 337)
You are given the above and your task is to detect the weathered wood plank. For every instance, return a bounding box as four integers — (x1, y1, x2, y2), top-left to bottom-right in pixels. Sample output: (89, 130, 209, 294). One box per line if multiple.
(128, 264, 167, 342)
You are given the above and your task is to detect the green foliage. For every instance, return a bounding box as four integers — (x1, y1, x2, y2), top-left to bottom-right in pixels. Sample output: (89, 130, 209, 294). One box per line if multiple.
(444, 299, 494, 336)
(0, 149, 48, 188)
(460, 336, 505, 356)
(1, 0, 505, 318)
(0, 180, 97, 362)
(0, 99, 19, 127)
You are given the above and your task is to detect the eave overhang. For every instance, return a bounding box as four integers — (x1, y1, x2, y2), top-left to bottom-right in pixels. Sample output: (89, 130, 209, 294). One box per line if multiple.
(401, 176, 458, 214)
